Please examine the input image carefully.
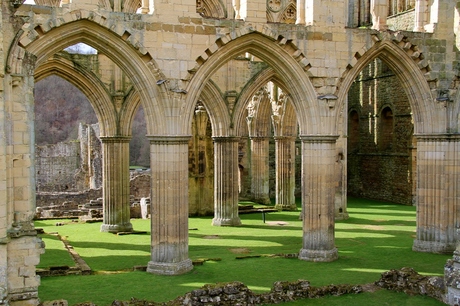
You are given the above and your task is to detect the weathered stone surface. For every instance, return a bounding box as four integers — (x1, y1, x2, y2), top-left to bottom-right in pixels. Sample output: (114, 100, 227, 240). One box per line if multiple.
(375, 267, 444, 301)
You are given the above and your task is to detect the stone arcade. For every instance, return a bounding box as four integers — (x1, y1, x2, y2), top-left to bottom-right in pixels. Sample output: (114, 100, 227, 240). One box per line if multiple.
(1, 0, 460, 304)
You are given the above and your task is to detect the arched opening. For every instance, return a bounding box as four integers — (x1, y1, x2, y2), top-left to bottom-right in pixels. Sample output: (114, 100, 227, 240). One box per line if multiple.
(184, 32, 336, 263)
(34, 75, 99, 194)
(347, 57, 414, 205)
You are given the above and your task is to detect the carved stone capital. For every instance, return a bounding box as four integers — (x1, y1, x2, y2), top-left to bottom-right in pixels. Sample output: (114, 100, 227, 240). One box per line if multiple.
(299, 135, 339, 143)
(212, 136, 240, 143)
(147, 135, 192, 145)
(100, 136, 132, 143)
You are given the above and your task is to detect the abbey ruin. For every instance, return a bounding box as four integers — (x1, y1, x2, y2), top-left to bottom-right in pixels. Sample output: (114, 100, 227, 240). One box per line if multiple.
(1, 0, 460, 304)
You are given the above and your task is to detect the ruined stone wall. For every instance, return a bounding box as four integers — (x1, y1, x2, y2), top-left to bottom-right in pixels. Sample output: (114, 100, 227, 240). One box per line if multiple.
(387, 9, 415, 31)
(35, 142, 81, 192)
(129, 172, 151, 198)
(36, 123, 102, 193)
(347, 58, 414, 205)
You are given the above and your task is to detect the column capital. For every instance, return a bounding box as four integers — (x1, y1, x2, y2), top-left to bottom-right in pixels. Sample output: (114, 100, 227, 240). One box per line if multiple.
(147, 135, 192, 144)
(274, 136, 297, 141)
(299, 135, 339, 143)
(212, 136, 240, 143)
(250, 136, 271, 141)
(100, 136, 132, 143)
(414, 133, 460, 142)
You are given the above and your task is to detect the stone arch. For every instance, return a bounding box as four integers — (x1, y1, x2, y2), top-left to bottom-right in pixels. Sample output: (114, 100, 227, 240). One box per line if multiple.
(197, 0, 226, 18)
(246, 87, 272, 137)
(119, 87, 141, 137)
(34, 56, 117, 136)
(9, 18, 166, 135)
(199, 81, 231, 137)
(184, 30, 317, 136)
(278, 96, 297, 136)
(234, 67, 297, 137)
(99, 0, 112, 10)
(337, 39, 438, 134)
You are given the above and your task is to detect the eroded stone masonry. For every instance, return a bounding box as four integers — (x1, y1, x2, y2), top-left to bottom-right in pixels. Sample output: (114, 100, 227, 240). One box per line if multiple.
(1, 0, 460, 305)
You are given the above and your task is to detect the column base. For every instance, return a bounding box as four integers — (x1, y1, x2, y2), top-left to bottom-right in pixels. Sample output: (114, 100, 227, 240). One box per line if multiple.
(146, 259, 193, 275)
(335, 212, 349, 221)
(413, 240, 456, 254)
(100, 222, 133, 233)
(299, 248, 338, 262)
(212, 217, 242, 226)
(274, 204, 297, 211)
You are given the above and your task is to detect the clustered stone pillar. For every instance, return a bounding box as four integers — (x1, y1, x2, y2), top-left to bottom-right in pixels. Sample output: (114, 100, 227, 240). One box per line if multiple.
(412, 135, 459, 254)
(274, 136, 296, 211)
(147, 136, 193, 275)
(100, 136, 133, 233)
(212, 136, 242, 226)
(250, 137, 271, 205)
(299, 135, 338, 262)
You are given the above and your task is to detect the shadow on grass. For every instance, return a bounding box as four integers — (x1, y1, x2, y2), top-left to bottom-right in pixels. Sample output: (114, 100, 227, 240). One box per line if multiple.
(37, 198, 451, 305)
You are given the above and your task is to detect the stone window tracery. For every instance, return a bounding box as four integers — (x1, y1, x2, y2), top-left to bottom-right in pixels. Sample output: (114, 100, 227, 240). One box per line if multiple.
(267, 0, 296, 23)
(196, 0, 226, 18)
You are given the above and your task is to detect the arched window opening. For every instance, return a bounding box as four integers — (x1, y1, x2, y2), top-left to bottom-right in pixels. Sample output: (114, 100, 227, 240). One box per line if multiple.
(379, 106, 394, 151)
(348, 109, 360, 152)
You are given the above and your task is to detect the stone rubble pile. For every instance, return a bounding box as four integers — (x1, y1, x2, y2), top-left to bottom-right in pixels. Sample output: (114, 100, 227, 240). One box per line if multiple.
(375, 267, 445, 302)
(103, 280, 363, 306)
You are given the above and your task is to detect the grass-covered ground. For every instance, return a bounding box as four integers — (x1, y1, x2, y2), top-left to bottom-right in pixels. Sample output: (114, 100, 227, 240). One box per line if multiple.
(36, 198, 450, 305)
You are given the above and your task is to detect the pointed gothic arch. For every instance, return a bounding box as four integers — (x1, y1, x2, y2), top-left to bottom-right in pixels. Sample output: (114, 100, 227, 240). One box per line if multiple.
(337, 40, 438, 135)
(34, 56, 117, 136)
(184, 31, 317, 136)
(199, 81, 231, 136)
(197, 0, 226, 18)
(10, 18, 166, 135)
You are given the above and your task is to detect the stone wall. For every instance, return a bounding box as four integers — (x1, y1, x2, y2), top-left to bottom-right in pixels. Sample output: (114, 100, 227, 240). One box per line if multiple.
(35, 142, 81, 192)
(387, 9, 415, 31)
(347, 58, 415, 205)
(35, 123, 102, 192)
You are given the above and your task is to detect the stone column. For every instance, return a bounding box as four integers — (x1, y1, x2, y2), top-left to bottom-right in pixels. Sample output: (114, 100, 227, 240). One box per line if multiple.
(100, 136, 133, 233)
(250, 137, 271, 205)
(299, 135, 338, 262)
(147, 136, 193, 275)
(274, 136, 296, 211)
(296, 0, 305, 24)
(412, 134, 459, 254)
(212, 137, 242, 226)
(413, 0, 429, 32)
(370, 0, 388, 30)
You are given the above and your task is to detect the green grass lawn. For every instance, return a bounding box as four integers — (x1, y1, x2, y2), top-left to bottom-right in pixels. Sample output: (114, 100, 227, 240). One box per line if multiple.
(36, 198, 450, 305)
